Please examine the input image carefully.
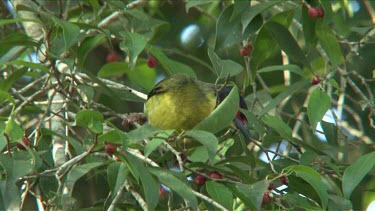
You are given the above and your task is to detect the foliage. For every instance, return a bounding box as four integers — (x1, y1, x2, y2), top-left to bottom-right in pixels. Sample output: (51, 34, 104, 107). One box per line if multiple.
(1, 0, 375, 210)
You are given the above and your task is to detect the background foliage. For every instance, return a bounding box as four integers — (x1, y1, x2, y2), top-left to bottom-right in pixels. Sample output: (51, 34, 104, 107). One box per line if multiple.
(1, 0, 375, 210)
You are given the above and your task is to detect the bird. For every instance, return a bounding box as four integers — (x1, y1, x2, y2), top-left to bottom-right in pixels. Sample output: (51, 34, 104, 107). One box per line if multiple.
(144, 73, 250, 139)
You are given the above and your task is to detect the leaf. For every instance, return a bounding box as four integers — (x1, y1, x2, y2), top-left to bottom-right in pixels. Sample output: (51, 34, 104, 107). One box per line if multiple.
(127, 59, 157, 91)
(119, 32, 148, 69)
(0, 90, 15, 105)
(75, 110, 104, 134)
(262, 115, 292, 141)
(98, 62, 129, 77)
(107, 162, 129, 194)
(235, 180, 269, 210)
(259, 80, 310, 117)
(194, 86, 239, 134)
(127, 124, 162, 143)
(342, 151, 375, 199)
(47, 16, 81, 56)
(0, 60, 49, 73)
(98, 129, 129, 145)
(208, 48, 243, 78)
(77, 85, 95, 103)
(41, 128, 85, 154)
(265, 21, 310, 68)
(321, 121, 337, 146)
(145, 131, 173, 157)
(301, 6, 318, 49)
(206, 181, 233, 210)
(258, 64, 305, 77)
(146, 45, 196, 77)
(124, 153, 159, 210)
(241, 1, 281, 33)
(328, 195, 353, 210)
(307, 88, 331, 132)
(149, 168, 198, 210)
(77, 33, 106, 67)
(316, 21, 344, 66)
(0, 67, 28, 91)
(185, 130, 218, 163)
(185, 0, 213, 13)
(287, 165, 328, 209)
(5, 117, 23, 142)
(249, 27, 278, 79)
(215, 5, 262, 50)
(65, 162, 103, 196)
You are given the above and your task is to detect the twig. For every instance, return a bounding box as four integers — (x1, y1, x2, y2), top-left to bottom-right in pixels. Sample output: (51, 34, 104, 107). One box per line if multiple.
(192, 190, 228, 211)
(163, 141, 184, 172)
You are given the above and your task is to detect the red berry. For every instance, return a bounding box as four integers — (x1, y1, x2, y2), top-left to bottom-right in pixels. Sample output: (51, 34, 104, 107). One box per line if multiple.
(106, 52, 119, 63)
(308, 7, 319, 18)
(17, 136, 30, 150)
(194, 175, 206, 186)
(280, 176, 288, 185)
(316, 8, 324, 17)
(268, 181, 274, 190)
(262, 193, 271, 205)
(105, 143, 117, 155)
(209, 171, 222, 179)
(159, 187, 166, 196)
(240, 48, 250, 57)
(308, 7, 324, 18)
(311, 76, 321, 85)
(147, 56, 157, 68)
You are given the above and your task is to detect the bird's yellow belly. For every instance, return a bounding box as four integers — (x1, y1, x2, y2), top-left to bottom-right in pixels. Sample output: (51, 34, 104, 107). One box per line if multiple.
(145, 91, 216, 131)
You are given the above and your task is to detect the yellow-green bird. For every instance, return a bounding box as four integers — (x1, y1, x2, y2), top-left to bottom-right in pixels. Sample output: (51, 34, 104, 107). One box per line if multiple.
(144, 73, 250, 139)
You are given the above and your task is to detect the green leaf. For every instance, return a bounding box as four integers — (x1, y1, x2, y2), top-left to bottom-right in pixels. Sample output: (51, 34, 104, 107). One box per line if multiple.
(287, 165, 328, 209)
(259, 80, 310, 117)
(66, 162, 103, 196)
(75, 110, 104, 134)
(194, 86, 239, 134)
(146, 45, 196, 77)
(215, 5, 262, 50)
(5, 117, 23, 142)
(97, 62, 129, 77)
(241, 1, 280, 33)
(77, 85, 95, 103)
(206, 181, 233, 210)
(127, 59, 157, 91)
(98, 129, 129, 145)
(77, 33, 106, 67)
(208, 48, 243, 78)
(235, 180, 269, 210)
(119, 32, 148, 69)
(258, 64, 305, 77)
(0, 60, 49, 73)
(307, 88, 331, 132)
(41, 128, 85, 154)
(328, 195, 353, 210)
(107, 162, 128, 194)
(127, 124, 162, 143)
(265, 21, 310, 68)
(301, 6, 318, 49)
(124, 153, 160, 211)
(321, 121, 337, 146)
(47, 16, 81, 56)
(262, 115, 292, 141)
(342, 151, 375, 199)
(185, 0, 213, 12)
(249, 27, 278, 79)
(0, 90, 15, 105)
(185, 130, 218, 163)
(149, 168, 198, 210)
(145, 131, 173, 157)
(316, 21, 344, 66)
(0, 67, 28, 91)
